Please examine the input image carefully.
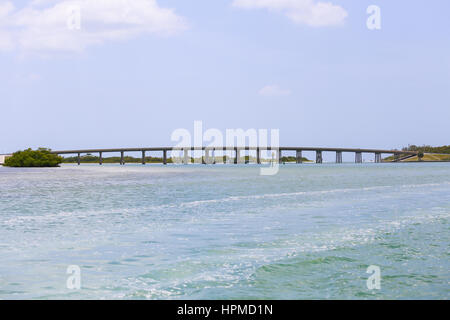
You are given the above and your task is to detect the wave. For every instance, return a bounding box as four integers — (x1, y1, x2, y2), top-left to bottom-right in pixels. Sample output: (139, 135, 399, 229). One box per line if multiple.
(95, 208, 450, 299)
(176, 181, 450, 208)
(2, 181, 449, 226)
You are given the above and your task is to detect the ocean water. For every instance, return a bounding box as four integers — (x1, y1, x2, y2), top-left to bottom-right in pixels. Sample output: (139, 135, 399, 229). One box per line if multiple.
(0, 163, 449, 299)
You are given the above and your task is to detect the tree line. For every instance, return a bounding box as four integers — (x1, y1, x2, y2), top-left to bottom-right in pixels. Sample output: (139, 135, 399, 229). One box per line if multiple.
(3, 148, 62, 167)
(401, 145, 450, 154)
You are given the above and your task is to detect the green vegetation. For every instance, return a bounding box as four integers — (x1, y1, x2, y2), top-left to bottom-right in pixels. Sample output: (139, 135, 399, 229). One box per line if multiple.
(402, 145, 450, 154)
(402, 153, 450, 162)
(62, 154, 173, 164)
(417, 151, 424, 161)
(4, 148, 63, 167)
(384, 145, 450, 162)
(281, 156, 310, 163)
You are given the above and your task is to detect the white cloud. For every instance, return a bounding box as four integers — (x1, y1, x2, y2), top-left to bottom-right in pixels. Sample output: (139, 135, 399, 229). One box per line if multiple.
(258, 85, 291, 96)
(232, 0, 347, 27)
(0, 0, 187, 53)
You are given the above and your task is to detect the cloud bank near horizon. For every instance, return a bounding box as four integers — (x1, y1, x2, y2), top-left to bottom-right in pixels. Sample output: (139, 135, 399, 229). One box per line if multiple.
(0, 0, 187, 53)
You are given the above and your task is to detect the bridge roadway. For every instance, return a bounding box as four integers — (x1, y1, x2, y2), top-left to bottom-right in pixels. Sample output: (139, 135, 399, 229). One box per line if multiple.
(50, 147, 418, 165)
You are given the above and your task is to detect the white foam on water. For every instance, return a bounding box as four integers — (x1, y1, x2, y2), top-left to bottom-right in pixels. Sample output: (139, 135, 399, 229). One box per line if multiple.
(2, 181, 449, 227)
(94, 207, 450, 299)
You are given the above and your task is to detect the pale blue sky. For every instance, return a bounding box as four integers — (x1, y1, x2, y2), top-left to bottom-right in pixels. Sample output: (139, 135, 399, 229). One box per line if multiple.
(1, 0, 449, 156)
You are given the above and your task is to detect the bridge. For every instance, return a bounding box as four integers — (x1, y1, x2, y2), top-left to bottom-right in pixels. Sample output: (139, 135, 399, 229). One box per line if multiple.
(50, 147, 418, 165)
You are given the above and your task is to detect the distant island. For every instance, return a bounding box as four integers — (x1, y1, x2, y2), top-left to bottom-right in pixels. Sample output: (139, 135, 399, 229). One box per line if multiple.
(3, 148, 62, 167)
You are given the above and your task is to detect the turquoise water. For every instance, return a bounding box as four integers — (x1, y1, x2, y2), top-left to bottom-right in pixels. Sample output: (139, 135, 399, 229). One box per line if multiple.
(0, 163, 449, 299)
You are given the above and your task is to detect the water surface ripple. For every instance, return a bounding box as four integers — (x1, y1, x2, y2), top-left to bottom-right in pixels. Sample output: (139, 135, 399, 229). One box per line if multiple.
(0, 163, 449, 299)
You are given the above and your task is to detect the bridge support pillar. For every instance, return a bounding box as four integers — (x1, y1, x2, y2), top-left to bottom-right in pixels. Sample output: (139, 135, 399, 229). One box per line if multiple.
(120, 151, 124, 165)
(183, 149, 189, 164)
(296, 150, 302, 163)
(212, 148, 216, 164)
(336, 151, 342, 163)
(316, 150, 323, 164)
(234, 148, 239, 164)
(279, 150, 283, 163)
(257, 148, 261, 164)
(99, 152, 102, 165)
(375, 153, 381, 163)
(355, 152, 362, 163)
(204, 149, 210, 164)
(141, 151, 146, 165)
(163, 150, 167, 165)
(77, 153, 80, 165)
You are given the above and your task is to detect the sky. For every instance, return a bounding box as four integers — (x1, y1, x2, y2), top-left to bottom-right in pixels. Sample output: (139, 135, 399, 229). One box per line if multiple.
(0, 0, 449, 159)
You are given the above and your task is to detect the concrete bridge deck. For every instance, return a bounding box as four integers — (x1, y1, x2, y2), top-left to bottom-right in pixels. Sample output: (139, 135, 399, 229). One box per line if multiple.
(50, 147, 417, 165)
(51, 147, 417, 154)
